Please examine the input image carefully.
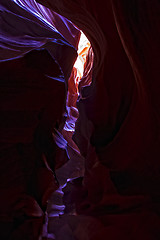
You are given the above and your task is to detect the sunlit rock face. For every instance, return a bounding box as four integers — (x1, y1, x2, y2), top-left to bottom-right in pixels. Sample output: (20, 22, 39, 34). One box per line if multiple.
(62, 31, 92, 153)
(1, 0, 160, 239)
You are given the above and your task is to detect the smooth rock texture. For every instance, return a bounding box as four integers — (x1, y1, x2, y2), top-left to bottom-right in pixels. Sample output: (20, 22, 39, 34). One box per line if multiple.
(1, 0, 160, 239)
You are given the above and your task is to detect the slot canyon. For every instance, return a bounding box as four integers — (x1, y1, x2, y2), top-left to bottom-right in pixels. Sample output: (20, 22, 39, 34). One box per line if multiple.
(0, 0, 160, 239)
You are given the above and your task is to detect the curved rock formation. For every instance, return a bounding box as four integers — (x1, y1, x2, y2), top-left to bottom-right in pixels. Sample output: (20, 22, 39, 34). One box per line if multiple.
(1, 0, 160, 239)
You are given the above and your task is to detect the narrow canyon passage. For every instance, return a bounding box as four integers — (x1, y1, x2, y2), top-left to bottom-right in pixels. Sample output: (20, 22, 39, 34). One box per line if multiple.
(1, 1, 160, 240)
